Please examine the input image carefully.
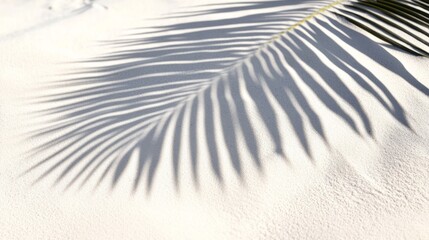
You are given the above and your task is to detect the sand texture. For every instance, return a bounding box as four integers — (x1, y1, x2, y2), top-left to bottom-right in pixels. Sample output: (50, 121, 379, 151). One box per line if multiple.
(1, 0, 429, 239)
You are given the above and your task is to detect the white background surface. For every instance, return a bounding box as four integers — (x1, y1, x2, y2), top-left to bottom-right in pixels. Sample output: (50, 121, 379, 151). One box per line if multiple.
(1, 0, 429, 239)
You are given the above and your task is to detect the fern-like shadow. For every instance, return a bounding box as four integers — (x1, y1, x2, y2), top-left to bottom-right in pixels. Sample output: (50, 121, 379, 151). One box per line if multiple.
(26, 0, 428, 194)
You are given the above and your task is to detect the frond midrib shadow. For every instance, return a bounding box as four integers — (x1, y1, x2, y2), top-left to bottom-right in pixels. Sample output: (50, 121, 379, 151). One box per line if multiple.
(25, 0, 428, 195)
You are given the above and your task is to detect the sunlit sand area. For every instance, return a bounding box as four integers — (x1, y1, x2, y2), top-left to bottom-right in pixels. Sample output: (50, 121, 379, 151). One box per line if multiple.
(1, 0, 429, 239)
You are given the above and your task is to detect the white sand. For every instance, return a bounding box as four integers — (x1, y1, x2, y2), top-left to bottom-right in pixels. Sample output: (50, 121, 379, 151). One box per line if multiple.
(1, 0, 429, 239)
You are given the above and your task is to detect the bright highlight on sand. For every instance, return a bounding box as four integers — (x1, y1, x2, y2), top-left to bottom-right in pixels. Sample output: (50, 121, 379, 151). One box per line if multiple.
(1, 0, 428, 239)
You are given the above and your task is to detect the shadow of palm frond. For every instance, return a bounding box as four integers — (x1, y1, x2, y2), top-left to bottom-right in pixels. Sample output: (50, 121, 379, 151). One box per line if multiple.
(26, 0, 428, 194)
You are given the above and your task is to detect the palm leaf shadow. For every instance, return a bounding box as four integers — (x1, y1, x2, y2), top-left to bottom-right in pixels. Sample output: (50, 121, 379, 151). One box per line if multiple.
(26, 0, 428, 194)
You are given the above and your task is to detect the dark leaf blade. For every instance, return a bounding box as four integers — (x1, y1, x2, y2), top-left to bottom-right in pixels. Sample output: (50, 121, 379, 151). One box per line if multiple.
(335, 0, 429, 57)
(344, 4, 429, 46)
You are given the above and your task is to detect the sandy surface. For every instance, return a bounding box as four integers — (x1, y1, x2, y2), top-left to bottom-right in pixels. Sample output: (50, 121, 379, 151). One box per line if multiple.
(1, 0, 429, 239)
